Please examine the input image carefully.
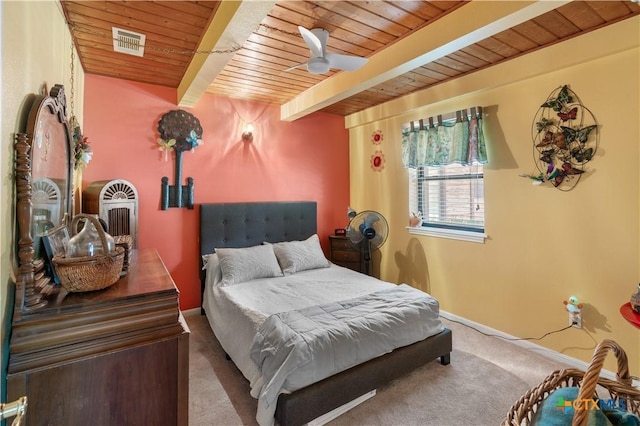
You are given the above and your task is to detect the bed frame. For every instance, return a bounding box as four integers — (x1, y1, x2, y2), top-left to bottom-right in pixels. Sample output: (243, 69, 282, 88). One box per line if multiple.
(199, 201, 452, 426)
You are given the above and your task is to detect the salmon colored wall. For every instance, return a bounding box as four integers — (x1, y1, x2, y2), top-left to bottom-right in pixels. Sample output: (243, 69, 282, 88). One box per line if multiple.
(82, 75, 350, 310)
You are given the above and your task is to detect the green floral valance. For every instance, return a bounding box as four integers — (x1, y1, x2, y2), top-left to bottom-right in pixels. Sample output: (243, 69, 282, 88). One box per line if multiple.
(402, 107, 487, 168)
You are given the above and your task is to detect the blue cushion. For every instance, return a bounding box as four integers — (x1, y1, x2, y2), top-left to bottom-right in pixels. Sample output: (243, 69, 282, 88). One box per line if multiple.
(531, 387, 639, 426)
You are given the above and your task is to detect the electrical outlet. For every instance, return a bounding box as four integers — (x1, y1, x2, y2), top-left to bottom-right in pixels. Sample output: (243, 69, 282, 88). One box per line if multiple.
(565, 295, 582, 329)
(569, 311, 582, 328)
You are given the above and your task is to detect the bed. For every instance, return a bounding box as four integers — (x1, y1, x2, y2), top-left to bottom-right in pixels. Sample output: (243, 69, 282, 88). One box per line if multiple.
(199, 201, 452, 426)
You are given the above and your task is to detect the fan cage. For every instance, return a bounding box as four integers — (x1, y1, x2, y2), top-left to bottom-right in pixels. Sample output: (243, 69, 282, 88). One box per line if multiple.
(347, 211, 389, 249)
(346, 210, 389, 276)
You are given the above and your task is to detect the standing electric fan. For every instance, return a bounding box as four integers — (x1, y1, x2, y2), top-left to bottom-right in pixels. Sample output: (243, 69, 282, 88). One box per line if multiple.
(346, 210, 389, 275)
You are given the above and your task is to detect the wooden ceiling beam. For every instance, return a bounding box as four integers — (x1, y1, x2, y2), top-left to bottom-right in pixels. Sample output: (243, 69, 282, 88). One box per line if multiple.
(178, 1, 276, 107)
(280, 0, 572, 122)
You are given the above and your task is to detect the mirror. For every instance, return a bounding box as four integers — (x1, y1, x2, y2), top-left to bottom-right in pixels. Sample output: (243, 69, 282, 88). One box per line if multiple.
(14, 84, 74, 314)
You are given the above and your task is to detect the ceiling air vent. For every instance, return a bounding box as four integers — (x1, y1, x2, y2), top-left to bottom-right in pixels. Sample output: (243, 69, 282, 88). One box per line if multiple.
(112, 27, 145, 57)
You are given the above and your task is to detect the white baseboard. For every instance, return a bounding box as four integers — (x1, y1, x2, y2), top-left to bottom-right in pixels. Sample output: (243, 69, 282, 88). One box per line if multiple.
(306, 390, 376, 426)
(439, 310, 624, 383)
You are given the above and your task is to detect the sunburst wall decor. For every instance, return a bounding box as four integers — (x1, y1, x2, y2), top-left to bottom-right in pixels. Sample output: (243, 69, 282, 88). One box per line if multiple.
(372, 130, 383, 144)
(371, 150, 385, 171)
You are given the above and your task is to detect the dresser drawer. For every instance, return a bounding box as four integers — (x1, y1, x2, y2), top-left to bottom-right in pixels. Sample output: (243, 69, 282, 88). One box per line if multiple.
(329, 235, 365, 274)
(330, 237, 354, 250)
(331, 250, 360, 263)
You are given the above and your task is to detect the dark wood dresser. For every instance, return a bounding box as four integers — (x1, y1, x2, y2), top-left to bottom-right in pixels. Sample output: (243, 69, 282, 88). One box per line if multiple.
(329, 235, 366, 274)
(7, 248, 189, 426)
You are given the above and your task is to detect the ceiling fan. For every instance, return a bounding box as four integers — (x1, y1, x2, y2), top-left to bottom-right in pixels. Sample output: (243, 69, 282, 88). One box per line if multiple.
(286, 26, 368, 75)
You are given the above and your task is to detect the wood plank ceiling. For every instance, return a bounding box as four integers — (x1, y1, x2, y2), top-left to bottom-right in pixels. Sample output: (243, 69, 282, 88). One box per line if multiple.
(61, 1, 640, 118)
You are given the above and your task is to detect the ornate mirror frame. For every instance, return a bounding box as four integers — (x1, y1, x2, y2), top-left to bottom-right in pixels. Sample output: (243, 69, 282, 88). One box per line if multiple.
(14, 84, 74, 316)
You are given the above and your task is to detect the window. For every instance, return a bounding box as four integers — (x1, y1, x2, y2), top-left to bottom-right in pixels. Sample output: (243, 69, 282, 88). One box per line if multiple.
(402, 107, 487, 242)
(409, 163, 484, 233)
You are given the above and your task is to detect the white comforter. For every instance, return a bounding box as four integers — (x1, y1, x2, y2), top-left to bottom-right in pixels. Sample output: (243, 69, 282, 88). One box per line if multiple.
(202, 264, 444, 426)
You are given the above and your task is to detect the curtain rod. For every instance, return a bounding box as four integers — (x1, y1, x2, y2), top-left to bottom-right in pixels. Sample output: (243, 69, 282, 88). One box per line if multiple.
(406, 106, 483, 131)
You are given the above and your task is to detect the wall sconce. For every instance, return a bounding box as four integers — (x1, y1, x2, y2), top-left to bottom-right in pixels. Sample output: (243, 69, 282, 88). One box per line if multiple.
(242, 124, 254, 142)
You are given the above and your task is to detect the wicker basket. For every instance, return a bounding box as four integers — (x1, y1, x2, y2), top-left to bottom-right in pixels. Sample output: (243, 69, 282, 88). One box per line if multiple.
(53, 214, 125, 293)
(503, 340, 640, 426)
(113, 234, 133, 272)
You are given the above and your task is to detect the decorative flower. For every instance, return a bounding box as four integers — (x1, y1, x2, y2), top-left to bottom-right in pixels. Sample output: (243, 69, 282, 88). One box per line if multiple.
(157, 137, 176, 162)
(79, 147, 93, 167)
(372, 130, 383, 144)
(370, 150, 385, 171)
(73, 127, 92, 170)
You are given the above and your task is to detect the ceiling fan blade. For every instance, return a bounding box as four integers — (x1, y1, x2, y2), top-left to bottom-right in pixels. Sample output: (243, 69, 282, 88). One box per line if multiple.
(298, 26, 323, 58)
(310, 28, 329, 56)
(326, 53, 368, 71)
(284, 62, 306, 72)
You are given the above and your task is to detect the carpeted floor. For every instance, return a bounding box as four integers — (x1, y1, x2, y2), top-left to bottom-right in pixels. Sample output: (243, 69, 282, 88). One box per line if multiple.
(186, 312, 570, 426)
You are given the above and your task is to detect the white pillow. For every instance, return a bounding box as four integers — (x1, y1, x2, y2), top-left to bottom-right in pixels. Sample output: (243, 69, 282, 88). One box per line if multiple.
(272, 234, 330, 275)
(202, 253, 223, 287)
(216, 244, 283, 286)
(201, 253, 215, 269)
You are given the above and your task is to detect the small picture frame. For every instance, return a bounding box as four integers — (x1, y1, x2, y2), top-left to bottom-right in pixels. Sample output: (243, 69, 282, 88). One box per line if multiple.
(42, 225, 70, 284)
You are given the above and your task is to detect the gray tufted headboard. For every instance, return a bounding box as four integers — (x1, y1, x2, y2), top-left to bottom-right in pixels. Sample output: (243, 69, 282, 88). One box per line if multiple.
(199, 201, 318, 307)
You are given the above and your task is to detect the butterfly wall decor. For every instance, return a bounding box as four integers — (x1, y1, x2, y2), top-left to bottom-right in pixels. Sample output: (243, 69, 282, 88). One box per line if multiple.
(521, 85, 599, 191)
(540, 85, 573, 111)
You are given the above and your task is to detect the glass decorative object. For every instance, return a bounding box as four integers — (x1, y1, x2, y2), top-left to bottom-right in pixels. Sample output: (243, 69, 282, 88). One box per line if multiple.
(631, 283, 640, 314)
(66, 214, 115, 258)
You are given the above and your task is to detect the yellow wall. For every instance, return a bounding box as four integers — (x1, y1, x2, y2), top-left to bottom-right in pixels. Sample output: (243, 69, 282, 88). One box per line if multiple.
(347, 17, 640, 374)
(1, 0, 83, 398)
